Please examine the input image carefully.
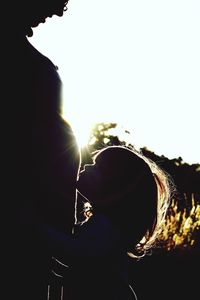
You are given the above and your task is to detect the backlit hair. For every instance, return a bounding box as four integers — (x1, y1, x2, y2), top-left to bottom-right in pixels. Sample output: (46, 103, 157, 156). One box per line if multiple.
(126, 146, 173, 258)
(92, 145, 173, 259)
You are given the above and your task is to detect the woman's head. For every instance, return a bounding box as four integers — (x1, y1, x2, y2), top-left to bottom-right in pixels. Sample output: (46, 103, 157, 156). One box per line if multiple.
(77, 145, 172, 256)
(5, 0, 69, 36)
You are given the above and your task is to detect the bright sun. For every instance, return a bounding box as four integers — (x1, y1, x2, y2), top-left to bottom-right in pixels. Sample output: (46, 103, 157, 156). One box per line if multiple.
(72, 122, 93, 149)
(63, 115, 95, 149)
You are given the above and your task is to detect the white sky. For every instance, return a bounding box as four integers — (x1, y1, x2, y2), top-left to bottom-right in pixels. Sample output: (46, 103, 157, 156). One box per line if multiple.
(30, 0, 200, 165)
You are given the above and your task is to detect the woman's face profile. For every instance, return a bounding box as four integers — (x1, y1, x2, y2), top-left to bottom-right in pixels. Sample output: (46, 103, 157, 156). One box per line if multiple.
(77, 160, 105, 202)
(77, 147, 152, 211)
(77, 150, 126, 209)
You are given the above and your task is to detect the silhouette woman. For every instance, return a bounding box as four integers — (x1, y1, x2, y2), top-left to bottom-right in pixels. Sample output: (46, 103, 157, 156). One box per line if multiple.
(3, 1, 80, 299)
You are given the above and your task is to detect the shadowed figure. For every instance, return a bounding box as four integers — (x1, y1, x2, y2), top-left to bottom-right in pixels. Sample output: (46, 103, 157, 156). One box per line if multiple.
(2, 1, 80, 299)
(37, 145, 172, 300)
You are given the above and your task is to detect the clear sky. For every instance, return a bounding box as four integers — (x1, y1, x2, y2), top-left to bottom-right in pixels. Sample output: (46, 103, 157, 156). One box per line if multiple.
(30, 0, 200, 165)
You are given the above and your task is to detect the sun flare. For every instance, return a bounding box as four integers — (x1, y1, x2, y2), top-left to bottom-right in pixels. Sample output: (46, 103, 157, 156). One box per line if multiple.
(72, 123, 92, 149)
(63, 115, 95, 149)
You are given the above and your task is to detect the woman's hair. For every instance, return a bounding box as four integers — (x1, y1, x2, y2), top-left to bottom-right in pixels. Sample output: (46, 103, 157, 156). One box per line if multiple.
(129, 147, 173, 258)
(91, 145, 173, 259)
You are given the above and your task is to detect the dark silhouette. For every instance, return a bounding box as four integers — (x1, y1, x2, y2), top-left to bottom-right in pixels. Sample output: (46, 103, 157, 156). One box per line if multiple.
(80, 123, 199, 299)
(3, 1, 80, 299)
(37, 145, 172, 300)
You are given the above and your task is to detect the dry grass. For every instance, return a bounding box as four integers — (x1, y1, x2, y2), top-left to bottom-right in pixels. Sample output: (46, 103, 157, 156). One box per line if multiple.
(158, 193, 200, 250)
